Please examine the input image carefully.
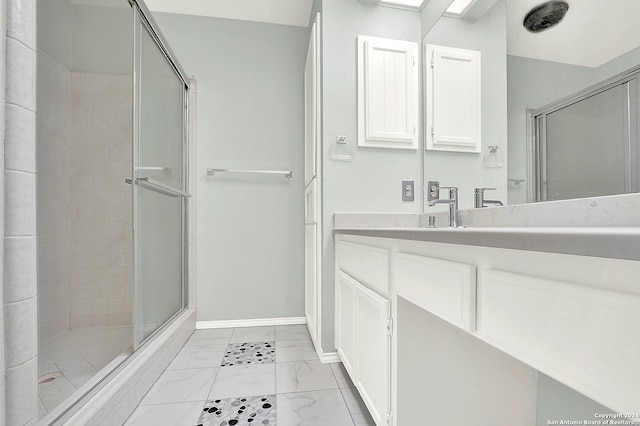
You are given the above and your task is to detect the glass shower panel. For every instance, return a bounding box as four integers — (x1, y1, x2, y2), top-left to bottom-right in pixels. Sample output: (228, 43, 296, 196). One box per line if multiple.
(630, 78, 639, 191)
(134, 12, 187, 346)
(136, 190, 183, 343)
(138, 19, 185, 189)
(545, 85, 627, 200)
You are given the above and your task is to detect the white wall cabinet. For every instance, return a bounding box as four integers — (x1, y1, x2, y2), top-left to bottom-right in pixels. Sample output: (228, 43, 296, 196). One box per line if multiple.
(425, 44, 481, 152)
(336, 271, 391, 426)
(358, 35, 419, 150)
(304, 14, 322, 351)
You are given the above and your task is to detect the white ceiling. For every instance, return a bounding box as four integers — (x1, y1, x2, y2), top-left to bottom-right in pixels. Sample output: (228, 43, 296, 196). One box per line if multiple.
(143, 0, 314, 28)
(75, 0, 640, 68)
(507, 0, 640, 68)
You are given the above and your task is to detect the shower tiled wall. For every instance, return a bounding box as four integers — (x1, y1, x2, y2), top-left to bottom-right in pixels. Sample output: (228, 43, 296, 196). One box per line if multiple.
(70, 72, 133, 329)
(4, 0, 39, 424)
(37, 49, 73, 342)
(36, 62, 134, 336)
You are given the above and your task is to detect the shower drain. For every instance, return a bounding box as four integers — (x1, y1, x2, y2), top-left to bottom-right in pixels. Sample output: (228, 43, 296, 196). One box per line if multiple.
(38, 372, 63, 384)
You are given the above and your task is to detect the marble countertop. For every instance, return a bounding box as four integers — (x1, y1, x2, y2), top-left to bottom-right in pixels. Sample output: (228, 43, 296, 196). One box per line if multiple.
(333, 226, 640, 261)
(333, 194, 640, 260)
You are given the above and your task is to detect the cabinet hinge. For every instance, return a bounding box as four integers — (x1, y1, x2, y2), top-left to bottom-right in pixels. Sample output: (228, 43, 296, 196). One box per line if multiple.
(431, 126, 435, 136)
(413, 56, 416, 67)
(387, 318, 393, 336)
(413, 125, 417, 135)
(430, 58, 434, 68)
(387, 412, 393, 425)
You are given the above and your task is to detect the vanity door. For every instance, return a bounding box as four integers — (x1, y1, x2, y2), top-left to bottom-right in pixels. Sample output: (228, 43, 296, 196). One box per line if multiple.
(336, 270, 391, 426)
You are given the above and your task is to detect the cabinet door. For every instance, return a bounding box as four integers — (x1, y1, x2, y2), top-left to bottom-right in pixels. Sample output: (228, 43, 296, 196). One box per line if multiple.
(336, 270, 391, 426)
(356, 282, 391, 426)
(305, 224, 317, 342)
(336, 271, 358, 377)
(425, 44, 481, 153)
(357, 35, 419, 150)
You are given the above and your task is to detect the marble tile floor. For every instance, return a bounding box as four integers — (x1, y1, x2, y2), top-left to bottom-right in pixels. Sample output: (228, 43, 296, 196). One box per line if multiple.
(38, 327, 133, 417)
(125, 325, 375, 425)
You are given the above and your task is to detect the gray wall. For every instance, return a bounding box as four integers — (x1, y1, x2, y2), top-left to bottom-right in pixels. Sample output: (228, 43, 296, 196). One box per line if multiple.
(507, 45, 640, 204)
(320, 0, 422, 352)
(423, 0, 508, 209)
(154, 13, 308, 322)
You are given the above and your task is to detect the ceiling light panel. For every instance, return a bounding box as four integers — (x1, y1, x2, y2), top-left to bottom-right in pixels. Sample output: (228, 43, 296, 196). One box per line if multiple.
(381, 0, 425, 9)
(445, 0, 476, 16)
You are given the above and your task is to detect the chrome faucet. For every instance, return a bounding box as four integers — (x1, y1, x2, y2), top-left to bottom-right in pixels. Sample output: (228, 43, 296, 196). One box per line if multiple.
(427, 181, 459, 227)
(474, 187, 504, 208)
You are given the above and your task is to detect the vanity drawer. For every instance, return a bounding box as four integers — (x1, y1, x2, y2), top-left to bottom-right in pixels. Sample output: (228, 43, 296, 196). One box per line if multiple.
(477, 269, 640, 414)
(336, 241, 389, 296)
(393, 252, 476, 332)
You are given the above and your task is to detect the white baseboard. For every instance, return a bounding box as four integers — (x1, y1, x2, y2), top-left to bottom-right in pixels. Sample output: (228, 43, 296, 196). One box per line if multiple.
(310, 333, 340, 363)
(197, 317, 340, 363)
(196, 316, 307, 329)
(318, 351, 340, 363)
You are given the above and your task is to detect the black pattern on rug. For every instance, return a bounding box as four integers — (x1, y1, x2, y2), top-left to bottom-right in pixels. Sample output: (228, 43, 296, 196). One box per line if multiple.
(197, 395, 276, 426)
(221, 342, 275, 366)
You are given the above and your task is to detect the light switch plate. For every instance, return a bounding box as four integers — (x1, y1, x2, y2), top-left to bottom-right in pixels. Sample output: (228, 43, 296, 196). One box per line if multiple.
(402, 180, 414, 201)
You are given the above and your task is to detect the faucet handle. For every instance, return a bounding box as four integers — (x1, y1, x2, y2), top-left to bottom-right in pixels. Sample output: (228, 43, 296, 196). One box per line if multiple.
(427, 180, 440, 202)
(475, 187, 496, 193)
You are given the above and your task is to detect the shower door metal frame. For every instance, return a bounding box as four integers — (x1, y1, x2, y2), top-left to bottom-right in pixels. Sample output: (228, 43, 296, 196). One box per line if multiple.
(527, 64, 640, 202)
(131, 0, 191, 349)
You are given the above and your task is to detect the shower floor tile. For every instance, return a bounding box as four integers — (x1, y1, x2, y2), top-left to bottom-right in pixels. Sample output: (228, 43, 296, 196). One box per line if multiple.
(221, 341, 276, 366)
(198, 395, 276, 426)
(38, 326, 132, 417)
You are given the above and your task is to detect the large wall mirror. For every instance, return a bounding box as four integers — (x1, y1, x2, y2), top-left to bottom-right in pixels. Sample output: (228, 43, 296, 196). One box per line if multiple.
(422, 0, 640, 207)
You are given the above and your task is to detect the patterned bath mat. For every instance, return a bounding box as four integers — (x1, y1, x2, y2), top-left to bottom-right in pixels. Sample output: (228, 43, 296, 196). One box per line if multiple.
(221, 342, 275, 366)
(198, 395, 276, 426)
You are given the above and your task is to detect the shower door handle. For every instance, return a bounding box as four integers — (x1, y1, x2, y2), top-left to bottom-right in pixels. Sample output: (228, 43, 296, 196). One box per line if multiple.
(125, 177, 190, 198)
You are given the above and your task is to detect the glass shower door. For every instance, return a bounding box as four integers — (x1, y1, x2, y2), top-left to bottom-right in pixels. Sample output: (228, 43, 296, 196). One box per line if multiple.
(133, 4, 190, 347)
(544, 84, 628, 200)
(534, 74, 640, 201)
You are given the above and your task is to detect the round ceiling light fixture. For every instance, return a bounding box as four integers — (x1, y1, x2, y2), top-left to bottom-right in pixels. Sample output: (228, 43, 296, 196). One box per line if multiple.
(523, 1, 569, 33)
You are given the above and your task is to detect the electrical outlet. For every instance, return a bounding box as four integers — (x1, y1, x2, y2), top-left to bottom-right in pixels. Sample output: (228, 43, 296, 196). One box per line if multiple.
(402, 180, 414, 201)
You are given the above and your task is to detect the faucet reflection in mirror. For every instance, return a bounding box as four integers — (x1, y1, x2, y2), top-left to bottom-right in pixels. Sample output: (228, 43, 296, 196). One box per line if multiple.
(474, 187, 503, 208)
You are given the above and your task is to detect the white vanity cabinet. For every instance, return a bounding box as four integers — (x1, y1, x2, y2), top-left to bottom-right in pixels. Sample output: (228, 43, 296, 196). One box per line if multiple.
(335, 241, 392, 426)
(335, 232, 640, 425)
(394, 252, 476, 332)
